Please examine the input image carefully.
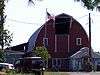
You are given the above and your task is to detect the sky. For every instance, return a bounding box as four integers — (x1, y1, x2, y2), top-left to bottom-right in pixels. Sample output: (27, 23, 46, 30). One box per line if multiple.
(4, 0, 100, 52)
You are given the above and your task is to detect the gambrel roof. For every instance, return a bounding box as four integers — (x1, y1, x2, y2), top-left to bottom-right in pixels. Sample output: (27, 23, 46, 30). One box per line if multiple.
(28, 26, 43, 52)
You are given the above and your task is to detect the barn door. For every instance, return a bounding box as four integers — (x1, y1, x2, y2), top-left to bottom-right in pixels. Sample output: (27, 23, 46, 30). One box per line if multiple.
(55, 35, 69, 54)
(55, 16, 70, 54)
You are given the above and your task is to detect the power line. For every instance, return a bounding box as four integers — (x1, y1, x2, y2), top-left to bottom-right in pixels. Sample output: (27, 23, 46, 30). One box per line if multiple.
(6, 18, 42, 25)
(75, 15, 88, 20)
(6, 14, 93, 26)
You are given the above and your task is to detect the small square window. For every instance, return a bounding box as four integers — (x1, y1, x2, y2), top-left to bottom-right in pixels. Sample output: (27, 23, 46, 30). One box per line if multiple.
(76, 38, 82, 45)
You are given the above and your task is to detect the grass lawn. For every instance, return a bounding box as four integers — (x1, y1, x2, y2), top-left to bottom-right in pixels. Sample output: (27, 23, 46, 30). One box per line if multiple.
(15, 73, 35, 75)
(44, 72, 70, 75)
(44, 72, 100, 75)
(0, 71, 35, 75)
(1, 71, 100, 75)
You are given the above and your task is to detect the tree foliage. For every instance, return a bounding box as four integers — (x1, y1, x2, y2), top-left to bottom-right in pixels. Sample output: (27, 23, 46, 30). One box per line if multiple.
(28, 0, 100, 11)
(0, 0, 12, 50)
(75, 0, 100, 10)
(34, 46, 50, 61)
(0, 50, 4, 62)
(82, 56, 93, 71)
(0, 29, 13, 49)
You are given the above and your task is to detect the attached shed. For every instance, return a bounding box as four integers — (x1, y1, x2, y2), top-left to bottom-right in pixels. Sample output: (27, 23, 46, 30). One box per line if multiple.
(70, 48, 100, 71)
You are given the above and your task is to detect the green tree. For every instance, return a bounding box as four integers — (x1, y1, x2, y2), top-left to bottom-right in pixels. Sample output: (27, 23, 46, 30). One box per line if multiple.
(82, 56, 93, 71)
(74, 0, 100, 10)
(0, 0, 12, 63)
(0, 0, 12, 50)
(0, 50, 4, 62)
(34, 46, 50, 69)
(29, 0, 100, 10)
(34, 46, 50, 61)
(0, 29, 13, 50)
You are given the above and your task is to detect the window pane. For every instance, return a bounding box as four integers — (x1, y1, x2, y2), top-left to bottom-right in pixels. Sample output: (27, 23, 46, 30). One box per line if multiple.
(76, 38, 82, 45)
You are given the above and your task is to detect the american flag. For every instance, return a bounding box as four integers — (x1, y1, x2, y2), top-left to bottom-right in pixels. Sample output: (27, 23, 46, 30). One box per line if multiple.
(46, 9, 55, 20)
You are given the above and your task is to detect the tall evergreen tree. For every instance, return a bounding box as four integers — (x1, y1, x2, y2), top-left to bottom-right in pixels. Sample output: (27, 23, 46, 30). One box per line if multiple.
(0, 0, 12, 50)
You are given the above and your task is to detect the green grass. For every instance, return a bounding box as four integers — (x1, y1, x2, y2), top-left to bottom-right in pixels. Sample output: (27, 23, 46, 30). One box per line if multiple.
(15, 73, 35, 75)
(5, 70, 35, 75)
(44, 72, 70, 75)
(7, 72, 35, 75)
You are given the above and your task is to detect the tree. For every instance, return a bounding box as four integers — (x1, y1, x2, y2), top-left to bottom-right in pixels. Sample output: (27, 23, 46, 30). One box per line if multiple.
(0, 50, 4, 62)
(0, 0, 12, 63)
(74, 0, 100, 11)
(34, 46, 50, 61)
(28, 0, 100, 10)
(0, 29, 13, 50)
(0, 0, 12, 50)
(34, 46, 50, 69)
(82, 56, 93, 71)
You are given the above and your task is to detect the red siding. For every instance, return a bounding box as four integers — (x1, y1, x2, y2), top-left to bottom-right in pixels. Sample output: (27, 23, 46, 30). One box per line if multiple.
(32, 14, 90, 71)
(35, 16, 90, 58)
(69, 20, 89, 55)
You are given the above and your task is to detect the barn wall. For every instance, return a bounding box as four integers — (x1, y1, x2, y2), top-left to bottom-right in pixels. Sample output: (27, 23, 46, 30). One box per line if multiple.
(35, 19, 89, 58)
(35, 19, 70, 58)
(28, 13, 90, 71)
(69, 20, 89, 56)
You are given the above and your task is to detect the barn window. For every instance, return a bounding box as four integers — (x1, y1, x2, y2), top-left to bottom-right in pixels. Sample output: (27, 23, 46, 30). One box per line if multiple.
(55, 17, 70, 34)
(43, 38, 48, 47)
(76, 38, 82, 45)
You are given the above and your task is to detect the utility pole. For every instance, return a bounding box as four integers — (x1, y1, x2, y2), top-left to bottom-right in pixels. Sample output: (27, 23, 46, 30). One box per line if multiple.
(89, 13, 94, 71)
(89, 13, 92, 58)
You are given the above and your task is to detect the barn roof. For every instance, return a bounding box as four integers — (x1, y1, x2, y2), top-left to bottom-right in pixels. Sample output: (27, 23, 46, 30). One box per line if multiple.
(70, 47, 90, 58)
(70, 47, 100, 59)
(27, 13, 88, 52)
(28, 26, 43, 52)
(56, 13, 72, 18)
(27, 13, 72, 51)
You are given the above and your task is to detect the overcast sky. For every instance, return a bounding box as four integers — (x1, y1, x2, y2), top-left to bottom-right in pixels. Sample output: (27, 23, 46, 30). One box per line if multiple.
(4, 0, 100, 52)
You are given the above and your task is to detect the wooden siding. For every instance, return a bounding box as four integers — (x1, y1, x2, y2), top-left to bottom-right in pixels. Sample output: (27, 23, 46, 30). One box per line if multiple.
(35, 18, 89, 58)
(28, 13, 90, 71)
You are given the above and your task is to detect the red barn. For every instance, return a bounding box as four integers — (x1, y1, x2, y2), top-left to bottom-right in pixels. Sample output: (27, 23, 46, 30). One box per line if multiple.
(28, 13, 90, 71)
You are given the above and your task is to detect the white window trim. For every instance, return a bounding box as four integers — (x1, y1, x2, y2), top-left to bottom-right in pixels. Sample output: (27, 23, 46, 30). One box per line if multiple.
(43, 38, 48, 47)
(76, 38, 82, 45)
